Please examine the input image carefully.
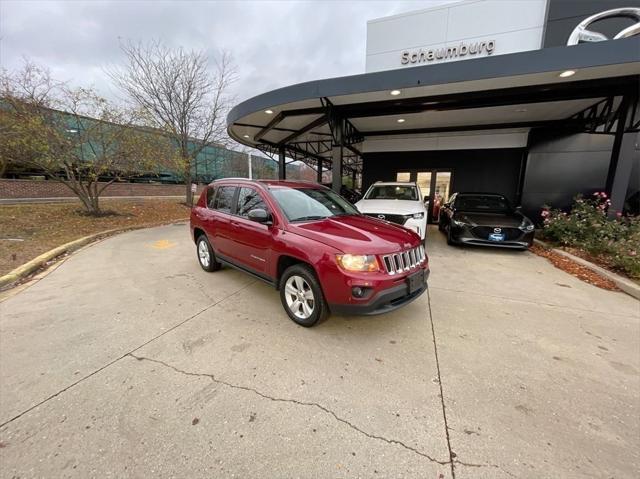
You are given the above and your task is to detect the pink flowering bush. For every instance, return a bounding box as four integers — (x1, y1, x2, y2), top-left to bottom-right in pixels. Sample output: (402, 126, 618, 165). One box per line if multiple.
(541, 193, 640, 279)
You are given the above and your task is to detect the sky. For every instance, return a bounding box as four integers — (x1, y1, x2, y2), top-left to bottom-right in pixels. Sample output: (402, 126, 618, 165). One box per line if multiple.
(0, 0, 454, 104)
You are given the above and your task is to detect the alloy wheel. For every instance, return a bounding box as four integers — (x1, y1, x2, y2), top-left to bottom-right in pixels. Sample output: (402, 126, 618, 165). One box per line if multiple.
(284, 275, 315, 319)
(198, 239, 210, 268)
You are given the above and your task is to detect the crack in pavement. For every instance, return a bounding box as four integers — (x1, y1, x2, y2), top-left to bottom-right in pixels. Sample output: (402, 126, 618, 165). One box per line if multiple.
(427, 290, 457, 479)
(0, 279, 257, 430)
(427, 291, 515, 479)
(128, 353, 450, 466)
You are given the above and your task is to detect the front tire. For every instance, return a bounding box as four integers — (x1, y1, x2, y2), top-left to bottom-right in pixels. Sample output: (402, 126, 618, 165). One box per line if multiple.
(446, 224, 455, 246)
(279, 264, 329, 327)
(196, 234, 221, 272)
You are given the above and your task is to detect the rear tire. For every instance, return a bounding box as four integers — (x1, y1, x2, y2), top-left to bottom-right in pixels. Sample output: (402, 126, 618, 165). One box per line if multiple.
(196, 234, 221, 272)
(279, 264, 329, 327)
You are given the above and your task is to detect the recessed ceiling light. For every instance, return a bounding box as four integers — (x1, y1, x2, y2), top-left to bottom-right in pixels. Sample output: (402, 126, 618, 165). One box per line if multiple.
(243, 134, 250, 138)
(397, 118, 406, 123)
(264, 109, 274, 114)
(559, 70, 576, 78)
(390, 89, 401, 96)
(515, 108, 527, 113)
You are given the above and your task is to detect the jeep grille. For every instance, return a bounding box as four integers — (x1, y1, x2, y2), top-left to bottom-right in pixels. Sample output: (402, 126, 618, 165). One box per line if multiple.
(381, 245, 426, 275)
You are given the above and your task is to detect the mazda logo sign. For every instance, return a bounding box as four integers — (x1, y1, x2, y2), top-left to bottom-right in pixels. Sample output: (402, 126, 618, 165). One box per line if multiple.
(378, 214, 386, 220)
(567, 8, 640, 45)
(494, 228, 502, 233)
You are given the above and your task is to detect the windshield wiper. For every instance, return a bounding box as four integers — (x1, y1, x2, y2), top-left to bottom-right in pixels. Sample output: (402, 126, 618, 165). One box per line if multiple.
(292, 215, 328, 222)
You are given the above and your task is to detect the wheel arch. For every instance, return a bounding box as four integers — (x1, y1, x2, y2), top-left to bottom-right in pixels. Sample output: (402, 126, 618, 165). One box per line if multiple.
(193, 227, 206, 243)
(275, 254, 317, 290)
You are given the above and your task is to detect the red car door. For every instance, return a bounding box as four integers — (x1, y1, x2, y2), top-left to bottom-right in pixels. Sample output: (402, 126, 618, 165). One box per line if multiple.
(207, 185, 236, 258)
(227, 186, 275, 276)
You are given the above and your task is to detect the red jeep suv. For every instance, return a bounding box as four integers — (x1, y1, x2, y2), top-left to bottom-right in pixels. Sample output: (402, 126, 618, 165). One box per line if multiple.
(190, 179, 429, 327)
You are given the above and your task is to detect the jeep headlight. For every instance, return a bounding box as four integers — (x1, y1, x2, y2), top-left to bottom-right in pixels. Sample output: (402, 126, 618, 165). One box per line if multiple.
(452, 219, 467, 227)
(336, 254, 379, 272)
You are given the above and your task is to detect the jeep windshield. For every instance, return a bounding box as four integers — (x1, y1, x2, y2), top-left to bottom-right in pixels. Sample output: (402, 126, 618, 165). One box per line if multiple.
(365, 185, 418, 201)
(270, 187, 359, 222)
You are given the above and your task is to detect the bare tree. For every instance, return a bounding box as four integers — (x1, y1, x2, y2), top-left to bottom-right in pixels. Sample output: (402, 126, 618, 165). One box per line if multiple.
(1, 61, 177, 214)
(108, 40, 236, 205)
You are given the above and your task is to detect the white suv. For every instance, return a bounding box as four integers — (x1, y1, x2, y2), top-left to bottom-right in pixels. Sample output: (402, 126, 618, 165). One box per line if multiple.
(355, 182, 428, 240)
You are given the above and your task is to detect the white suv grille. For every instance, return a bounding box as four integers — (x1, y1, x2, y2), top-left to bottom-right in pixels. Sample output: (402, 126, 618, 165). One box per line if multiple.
(381, 245, 426, 275)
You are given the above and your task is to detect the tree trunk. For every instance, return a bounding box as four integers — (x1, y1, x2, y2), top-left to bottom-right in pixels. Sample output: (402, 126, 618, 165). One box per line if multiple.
(184, 158, 193, 207)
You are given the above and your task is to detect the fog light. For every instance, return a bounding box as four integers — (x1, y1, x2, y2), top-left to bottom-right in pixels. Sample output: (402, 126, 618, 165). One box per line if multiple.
(352, 287, 364, 298)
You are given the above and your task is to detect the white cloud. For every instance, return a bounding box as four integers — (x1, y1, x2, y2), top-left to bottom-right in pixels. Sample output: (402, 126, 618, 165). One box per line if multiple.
(1, 0, 454, 103)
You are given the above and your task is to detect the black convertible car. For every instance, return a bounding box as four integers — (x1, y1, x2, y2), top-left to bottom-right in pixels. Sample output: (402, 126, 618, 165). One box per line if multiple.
(438, 193, 535, 249)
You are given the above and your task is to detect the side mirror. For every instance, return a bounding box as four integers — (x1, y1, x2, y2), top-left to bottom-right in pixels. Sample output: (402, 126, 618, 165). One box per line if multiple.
(423, 197, 429, 204)
(247, 208, 271, 224)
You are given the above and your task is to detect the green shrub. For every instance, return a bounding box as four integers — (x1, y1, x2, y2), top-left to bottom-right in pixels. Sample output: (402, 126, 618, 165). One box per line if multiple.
(541, 193, 640, 279)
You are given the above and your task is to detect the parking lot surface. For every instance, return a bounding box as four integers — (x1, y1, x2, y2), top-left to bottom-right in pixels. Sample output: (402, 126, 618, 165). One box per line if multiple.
(1, 224, 638, 478)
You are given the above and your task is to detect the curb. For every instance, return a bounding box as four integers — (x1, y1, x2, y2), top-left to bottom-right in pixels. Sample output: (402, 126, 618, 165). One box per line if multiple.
(534, 239, 640, 300)
(0, 220, 188, 290)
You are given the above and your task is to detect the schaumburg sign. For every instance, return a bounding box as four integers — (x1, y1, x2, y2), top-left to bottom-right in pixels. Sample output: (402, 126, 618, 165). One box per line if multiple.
(400, 40, 496, 65)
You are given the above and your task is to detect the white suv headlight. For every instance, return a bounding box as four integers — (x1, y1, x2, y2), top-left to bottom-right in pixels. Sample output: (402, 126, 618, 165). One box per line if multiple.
(412, 212, 424, 219)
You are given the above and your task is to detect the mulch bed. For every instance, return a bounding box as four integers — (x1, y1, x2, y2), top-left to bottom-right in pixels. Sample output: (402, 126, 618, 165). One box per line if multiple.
(530, 244, 619, 291)
(0, 199, 191, 276)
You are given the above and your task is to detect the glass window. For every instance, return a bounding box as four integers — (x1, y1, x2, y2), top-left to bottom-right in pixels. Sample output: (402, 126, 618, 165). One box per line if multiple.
(396, 172, 411, 182)
(433, 171, 452, 220)
(236, 187, 267, 217)
(213, 186, 235, 213)
(365, 185, 418, 201)
(416, 172, 431, 199)
(270, 187, 358, 222)
(206, 187, 216, 209)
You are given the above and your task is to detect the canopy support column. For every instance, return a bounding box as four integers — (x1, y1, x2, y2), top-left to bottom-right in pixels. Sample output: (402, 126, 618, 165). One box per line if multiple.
(331, 120, 343, 193)
(606, 95, 636, 217)
(317, 159, 323, 184)
(278, 145, 286, 180)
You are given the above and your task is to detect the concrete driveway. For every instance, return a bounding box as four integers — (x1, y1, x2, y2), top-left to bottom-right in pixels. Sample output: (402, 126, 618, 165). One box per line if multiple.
(1, 224, 638, 478)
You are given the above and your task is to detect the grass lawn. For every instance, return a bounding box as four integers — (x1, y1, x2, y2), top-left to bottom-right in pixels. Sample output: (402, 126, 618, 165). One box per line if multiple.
(0, 199, 191, 276)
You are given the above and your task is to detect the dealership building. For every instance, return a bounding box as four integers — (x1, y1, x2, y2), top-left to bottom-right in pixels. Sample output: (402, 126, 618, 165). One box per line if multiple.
(227, 0, 640, 222)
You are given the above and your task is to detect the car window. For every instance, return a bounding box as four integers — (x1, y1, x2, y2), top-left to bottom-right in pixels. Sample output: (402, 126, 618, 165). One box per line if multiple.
(270, 187, 358, 222)
(213, 186, 235, 213)
(206, 187, 216, 209)
(365, 185, 418, 201)
(236, 187, 268, 217)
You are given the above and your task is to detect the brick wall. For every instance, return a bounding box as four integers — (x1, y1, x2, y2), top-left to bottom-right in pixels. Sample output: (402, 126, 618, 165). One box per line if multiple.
(0, 179, 199, 199)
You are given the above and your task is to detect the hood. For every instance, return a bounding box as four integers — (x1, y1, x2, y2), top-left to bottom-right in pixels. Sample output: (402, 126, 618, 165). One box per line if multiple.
(355, 199, 426, 214)
(454, 211, 523, 227)
(287, 214, 420, 254)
